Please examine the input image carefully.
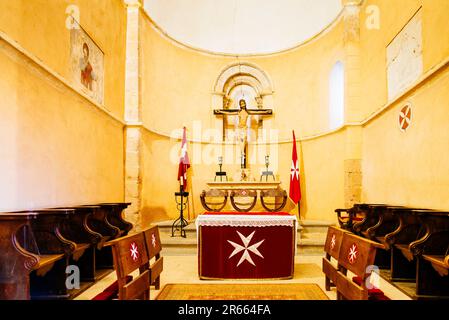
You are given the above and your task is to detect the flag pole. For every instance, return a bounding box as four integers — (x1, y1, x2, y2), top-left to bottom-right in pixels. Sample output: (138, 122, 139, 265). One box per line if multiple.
(297, 201, 301, 220)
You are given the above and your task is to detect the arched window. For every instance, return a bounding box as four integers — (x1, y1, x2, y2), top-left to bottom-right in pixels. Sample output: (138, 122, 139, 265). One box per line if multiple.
(329, 61, 345, 130)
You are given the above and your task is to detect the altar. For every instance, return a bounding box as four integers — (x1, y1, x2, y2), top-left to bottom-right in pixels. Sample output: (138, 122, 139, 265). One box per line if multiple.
(196, 211, 297, 280)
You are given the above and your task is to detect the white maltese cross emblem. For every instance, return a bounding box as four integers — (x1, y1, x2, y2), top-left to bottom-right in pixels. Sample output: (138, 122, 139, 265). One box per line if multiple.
(348, 244, 358, 264)
(330, 234, 336, 250)
(130, 242, 139, 261)
(227, 231, 264, 267)
(151, 234, 157, 247)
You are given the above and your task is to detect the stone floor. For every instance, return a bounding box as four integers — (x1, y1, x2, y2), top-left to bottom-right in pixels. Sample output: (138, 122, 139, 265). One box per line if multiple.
(75, 253, 412, 300)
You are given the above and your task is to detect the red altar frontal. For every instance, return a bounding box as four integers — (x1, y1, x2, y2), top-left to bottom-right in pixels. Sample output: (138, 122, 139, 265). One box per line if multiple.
(196, 212, 297, 280)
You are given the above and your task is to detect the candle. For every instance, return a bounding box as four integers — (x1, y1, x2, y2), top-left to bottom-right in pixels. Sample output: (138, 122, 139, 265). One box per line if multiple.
(180, 176, 184, 186)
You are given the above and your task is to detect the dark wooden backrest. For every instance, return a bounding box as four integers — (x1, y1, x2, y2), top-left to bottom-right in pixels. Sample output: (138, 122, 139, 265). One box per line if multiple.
(143, 226, 163, 289)
(338, 232, 378, 277)
(324, 226, 346, 260)
(143, 226, 162, 259)
(109, 232, 150, 300)
(335, 232, 379, 300)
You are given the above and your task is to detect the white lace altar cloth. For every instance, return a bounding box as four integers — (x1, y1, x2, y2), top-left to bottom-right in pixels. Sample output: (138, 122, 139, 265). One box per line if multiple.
(195, 214, 298, 254)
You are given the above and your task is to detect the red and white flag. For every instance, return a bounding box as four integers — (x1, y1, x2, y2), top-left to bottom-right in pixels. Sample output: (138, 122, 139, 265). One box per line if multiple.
(289, 130, 301, 204)
(177, 127, 190, 191)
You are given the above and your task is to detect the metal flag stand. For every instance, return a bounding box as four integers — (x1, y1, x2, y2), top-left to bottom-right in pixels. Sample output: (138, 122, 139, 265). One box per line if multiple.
(172, 178, 189, 238)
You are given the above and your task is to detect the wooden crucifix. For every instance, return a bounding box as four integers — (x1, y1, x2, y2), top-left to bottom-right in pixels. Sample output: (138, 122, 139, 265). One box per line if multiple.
(214, 99, 273, 168)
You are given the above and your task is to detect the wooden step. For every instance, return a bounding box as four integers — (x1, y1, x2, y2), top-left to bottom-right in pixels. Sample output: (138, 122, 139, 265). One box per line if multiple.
(154, 218, 333, 256)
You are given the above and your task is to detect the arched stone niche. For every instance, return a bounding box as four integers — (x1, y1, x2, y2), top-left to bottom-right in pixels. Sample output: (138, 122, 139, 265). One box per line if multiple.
(211, 62, 275, 139)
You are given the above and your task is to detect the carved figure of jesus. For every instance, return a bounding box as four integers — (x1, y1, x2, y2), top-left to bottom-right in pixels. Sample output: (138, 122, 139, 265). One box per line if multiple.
(214, 99, 272, 168)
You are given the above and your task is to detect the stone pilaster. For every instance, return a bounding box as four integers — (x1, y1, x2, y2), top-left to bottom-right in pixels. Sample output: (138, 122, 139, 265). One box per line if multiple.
(342, 1, 363, 206)
(124, 0, 142, 228)
(343, 1, 362, 123)
(344, 126, 363, 208)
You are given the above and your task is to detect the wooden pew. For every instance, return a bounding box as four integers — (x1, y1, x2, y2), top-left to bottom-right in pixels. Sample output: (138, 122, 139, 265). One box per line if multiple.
(57, 205, 107, 292)
(338, 203, 394, 269)
(0, 212, 39, 300)
(74, 204, 133, 275)
(367, 206, 403, 249)
(418, 248, 449, 298)
(363, 205, 404, 269)
(414, 211, 449, 298)
(81, 205, 121, 270)
(335, 207, 362, 232)
(0, 203, 136, 300)
(83, 205, 120, 244)
(0, 209, 76, 299)
(335, 203, 387, 234)
(143, 226, 163, 290)
(322, 226, 347, 291)
(387, 208, 435, 281)
(335, 232, 388, 300)
(29, 209, 78, 299)
(97, 203, 133, 237)
(352, 204, 386, 236)
(109, 232, 151, 300)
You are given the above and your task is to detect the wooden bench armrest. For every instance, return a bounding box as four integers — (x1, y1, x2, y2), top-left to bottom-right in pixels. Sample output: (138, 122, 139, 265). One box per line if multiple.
(335, 208, 356, 229)
(422, 254, 449, 276)
(33, 254, 65, 276)
(409, 229, 449, 256)
(422, 255, 446, 266)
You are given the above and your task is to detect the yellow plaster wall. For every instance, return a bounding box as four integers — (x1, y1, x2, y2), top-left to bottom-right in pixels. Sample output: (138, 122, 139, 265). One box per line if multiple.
(140, 0, 449, 222)
(358, 0, 449, 120)
(0, 0, 126, 211)
(140, 13, 345, 140)
(3, 0, 448, 220)
(140, 128, 345, 222)
(360, 0, 449, 209)
(0, 0, 127, 118)
(139, 12, 346, 222)
(362, 67, 449, 209)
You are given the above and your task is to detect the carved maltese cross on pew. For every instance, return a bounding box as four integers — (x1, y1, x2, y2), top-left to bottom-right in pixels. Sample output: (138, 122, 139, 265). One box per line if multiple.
(151, 233, 157, 247)
(348, 243, 359, 264)
(330, 234, 336, 250)
(130, 242, 140, 262)
(227, 231, 265, 267)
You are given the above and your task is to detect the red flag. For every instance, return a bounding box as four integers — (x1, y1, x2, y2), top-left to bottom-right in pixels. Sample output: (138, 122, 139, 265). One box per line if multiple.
(289, 130, 301, 204)
(177, 127, 190, 191)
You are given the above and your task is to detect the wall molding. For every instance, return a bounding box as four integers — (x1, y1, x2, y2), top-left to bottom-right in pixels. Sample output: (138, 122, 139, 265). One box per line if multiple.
(359, 55, 449, 126)
(136, 54, 449, 145)
(3, 9, 448, 145)
(0, 30, 125, 126)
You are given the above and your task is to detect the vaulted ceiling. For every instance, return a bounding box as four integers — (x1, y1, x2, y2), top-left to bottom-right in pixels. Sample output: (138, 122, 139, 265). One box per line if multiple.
(144, 0, 343, 55)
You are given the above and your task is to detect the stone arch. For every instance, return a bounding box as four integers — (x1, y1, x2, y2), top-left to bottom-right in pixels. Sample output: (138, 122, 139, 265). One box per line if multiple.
(214, 62, 274, 95)
(212, 62, 274, 111)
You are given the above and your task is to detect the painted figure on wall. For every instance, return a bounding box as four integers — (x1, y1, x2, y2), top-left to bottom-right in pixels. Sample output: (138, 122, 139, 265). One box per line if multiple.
(70, 18, 104, 105)
(80, 43, 97, 91)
